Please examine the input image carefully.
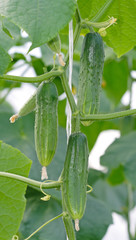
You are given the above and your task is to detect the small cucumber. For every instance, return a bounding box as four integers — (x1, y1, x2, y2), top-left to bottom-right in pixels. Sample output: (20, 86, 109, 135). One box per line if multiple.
(77, 32, 104, 126)
(10, 92, 36, 123)
(47, 34, 65, 66)
(35, 81, 58, 179)
(47, 35, 61, 54)
(62, 132, 89, 231)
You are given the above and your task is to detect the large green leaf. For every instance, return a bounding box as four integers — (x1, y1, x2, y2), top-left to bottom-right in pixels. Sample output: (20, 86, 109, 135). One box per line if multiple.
(0, 0, 76, 50)
(78, 0, 136, 57)
(92, 180, 128, 214)
(101, 131, 136, 185)
(0, 17, 21, 51)
(76, 195, 112, 240)
(124, 153, 136, 187)
(103, 57, 129, 105)
(0, 45, 11, 75)
(0, 141, 32, 240)
(101, 131, 136, 169)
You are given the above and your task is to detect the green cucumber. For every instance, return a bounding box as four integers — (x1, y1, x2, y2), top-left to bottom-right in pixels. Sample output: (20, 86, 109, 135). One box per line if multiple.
(10, 92, 36, 123)
(35, 81, 58, 179)
(47, 34, 65, 66)
(62, 132, 89, 231)
(77, 32, 104, 126)
(47, 34, 61, 54)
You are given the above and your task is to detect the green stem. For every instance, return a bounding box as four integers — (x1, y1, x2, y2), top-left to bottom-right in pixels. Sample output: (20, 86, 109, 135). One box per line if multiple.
(0, 171, 61, 189)
(80, 109, 136, 121)
(25, 213, 63, 240)
(72, 113, 80, 133)
(61, 73, 77, 113)
(0, 69, 63, 83)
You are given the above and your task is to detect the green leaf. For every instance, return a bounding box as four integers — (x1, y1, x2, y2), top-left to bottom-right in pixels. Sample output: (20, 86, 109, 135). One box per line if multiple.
(19, 189, 66, 240)
(101, 131, 136, 170)
(0, 18, 21, 51)
(107, 165, 125, 185)
(0, 0, 76, 50)
(0, 45, 11, 75)
(103, 57, 129, 105)
(78, 0, 136, 57)
(58, 99, 66, 128)
(88, 168, 105, 185)
(81, 120, 117, 151)
(124, 153, 136, 187)
(101, 131, 136, 185)
(76, 195, 112, 240)
(93, 180, 128, 214)
(0, 141, 32, 240)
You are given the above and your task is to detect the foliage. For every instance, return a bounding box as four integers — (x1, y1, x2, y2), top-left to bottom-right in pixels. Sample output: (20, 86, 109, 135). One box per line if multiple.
(0, 1, 136, 240)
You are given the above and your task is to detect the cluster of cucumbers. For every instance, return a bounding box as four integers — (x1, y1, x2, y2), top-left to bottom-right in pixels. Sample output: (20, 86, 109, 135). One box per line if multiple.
(10, 31, 104, 239)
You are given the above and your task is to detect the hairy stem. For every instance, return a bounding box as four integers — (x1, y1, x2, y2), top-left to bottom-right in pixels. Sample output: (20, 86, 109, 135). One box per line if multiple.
(80, 109, 136, 121)
(0, 171, 61, 189)
(61, 73, 77, 113)
(0, 69, 63, 83)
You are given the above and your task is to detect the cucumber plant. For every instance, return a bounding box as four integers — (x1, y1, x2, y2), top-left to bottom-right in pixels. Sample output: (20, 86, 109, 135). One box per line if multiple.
(0, 2, 136, 240)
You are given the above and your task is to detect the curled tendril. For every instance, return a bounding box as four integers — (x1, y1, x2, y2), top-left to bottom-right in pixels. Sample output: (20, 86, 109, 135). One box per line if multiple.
(86, 184, 93, 194)
(40, 180, 52, 201)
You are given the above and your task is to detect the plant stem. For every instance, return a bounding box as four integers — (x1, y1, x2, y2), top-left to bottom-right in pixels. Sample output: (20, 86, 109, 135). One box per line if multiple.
(72, 113, 80, 133)
(25, 213, 63, 240)
(0, 171, 61, 189)
(0, 69, 63, 83)
(61, 73, 77, 113)
(80, 109, 136, 121)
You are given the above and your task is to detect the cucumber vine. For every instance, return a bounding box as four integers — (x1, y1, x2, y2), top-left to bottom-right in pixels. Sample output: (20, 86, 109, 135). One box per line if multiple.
(0, 3, 136, 240)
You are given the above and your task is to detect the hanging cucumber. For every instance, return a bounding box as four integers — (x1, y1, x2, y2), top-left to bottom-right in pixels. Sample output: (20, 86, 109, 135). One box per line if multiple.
(35, 81, 58, 179)
(62, 132, 89, 231)
(77, 32, 104, 126)
(10, 92, 36, 123)
(47, 34, 65, 66)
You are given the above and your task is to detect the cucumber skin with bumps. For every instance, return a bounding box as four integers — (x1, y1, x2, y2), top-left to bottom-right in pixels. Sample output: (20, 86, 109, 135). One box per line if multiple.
(77, 32, 104, 126)
(35, 81, 58, 167)
(62, 132, 89, 220)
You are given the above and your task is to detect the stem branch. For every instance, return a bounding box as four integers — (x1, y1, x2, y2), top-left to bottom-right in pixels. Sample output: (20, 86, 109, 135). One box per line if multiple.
(0, 171, 61, 189)
(0, 69, 63, 83)
(80, 109, 136, 121)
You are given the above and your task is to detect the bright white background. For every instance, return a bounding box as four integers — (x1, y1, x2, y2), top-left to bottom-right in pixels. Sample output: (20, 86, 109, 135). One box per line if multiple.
(5, 35, 136, 240)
